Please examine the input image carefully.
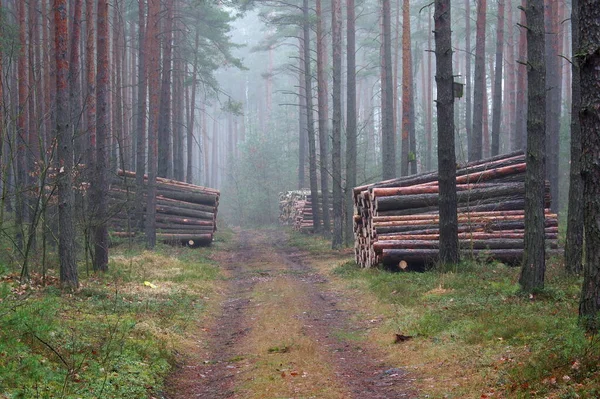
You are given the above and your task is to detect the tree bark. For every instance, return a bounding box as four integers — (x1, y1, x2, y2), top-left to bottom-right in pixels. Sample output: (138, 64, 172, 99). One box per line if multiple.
(491, 0, 505, 156)
(515, 0, 528, 150)
(187, 28, 200, 184)
(520, 0, 546, 292)
(316, 0, 330, 232)
(135, 0, 147, 230)
(564, 0, 583, 274)
(303, 0, 321, 230)
(401, 0, 415, 176)
(345, 0, 357, 246)
(464, 0, 472, 158)
(332, 0, 343, 247)
(54, 0, 78, 288)
(577, 0, 600, 332)
(298, 38, 307, 190)
(435, 0, 459, 263)
(381, 0, 396, 179)
(146, 0, 161, 248)
(158, 0, 173, 178)
(93, 0, 110, 272)
(470, 0, 486, 161)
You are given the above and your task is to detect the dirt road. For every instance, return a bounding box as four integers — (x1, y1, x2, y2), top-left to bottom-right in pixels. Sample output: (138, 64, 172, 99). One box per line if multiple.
(164, 229, 416, 399)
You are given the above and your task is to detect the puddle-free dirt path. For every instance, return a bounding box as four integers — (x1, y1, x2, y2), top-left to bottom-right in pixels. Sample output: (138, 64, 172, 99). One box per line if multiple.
(163, 229, 416, 399)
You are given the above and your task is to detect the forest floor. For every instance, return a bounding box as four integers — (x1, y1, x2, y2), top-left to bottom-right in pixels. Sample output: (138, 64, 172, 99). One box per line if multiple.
(163, 228, 417, 399)
(1, 227, 598, 399)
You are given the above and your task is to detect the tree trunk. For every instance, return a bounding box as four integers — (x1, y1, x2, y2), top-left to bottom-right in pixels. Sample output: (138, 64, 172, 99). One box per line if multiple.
(135, 0, 147, 230)
(520, 0, 546, 292)
(298, 39, 307, 190)
(187, 28, 200, 184)
(515, 0, 528, 150)
(491, 0, 505, 156)
(331, 0, 342, 247)
(564, 0, 583, 274)
(303, 0, 321, 230)
(16, 0, 28, 252)
(85, 0, 96, 174)
(158, 0, 173, 178)
(69, 0, 83, 162)
(345, 0, 357, 246)
(54, 0, 78, 288)
(316, 0, 330, 232)
(434, 0, 459, 263)
(146, 0, 161, 248)
(464, 0, 472, 158)
(381, 0, 396, 179)
(401, 0, 415, 176)
(93, 0, 110, 272)
(470, 0, 486, 161)
(577, 0, 600, 333)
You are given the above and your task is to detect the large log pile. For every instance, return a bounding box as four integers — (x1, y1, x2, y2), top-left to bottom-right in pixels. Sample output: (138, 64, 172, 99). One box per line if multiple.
(353, 151, 559, 268)
(108, 170, 220, 247)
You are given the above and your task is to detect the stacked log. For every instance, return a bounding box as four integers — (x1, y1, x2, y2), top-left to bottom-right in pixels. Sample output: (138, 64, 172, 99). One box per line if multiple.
(108, 170, 220, 247)
(279, 190, 312, 225)
(353, 151, 559, 268)
(279, 190, 328, 232)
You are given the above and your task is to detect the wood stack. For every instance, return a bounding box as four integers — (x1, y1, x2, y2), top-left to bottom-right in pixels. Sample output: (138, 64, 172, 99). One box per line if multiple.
(353, 151, 558, 268)
(279, 190, 312, 225)
(279, 190, 325, 232)
(108, 170, 220, 247)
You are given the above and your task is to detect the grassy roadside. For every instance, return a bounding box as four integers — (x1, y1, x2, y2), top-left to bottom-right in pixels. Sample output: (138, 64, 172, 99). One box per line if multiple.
(288, 231, 600, 399)
(0, 231, 231, 399)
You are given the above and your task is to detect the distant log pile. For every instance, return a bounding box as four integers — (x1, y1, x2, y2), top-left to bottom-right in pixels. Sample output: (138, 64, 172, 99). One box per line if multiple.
(279, 190, 329, 232)
(353, 151, 558, 268)
(108, 170, 220, 247)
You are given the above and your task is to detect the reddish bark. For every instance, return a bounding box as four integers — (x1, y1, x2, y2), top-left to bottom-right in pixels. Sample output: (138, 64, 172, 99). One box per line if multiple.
(54, 0, 78, 287)
(93, 0, 110, 271)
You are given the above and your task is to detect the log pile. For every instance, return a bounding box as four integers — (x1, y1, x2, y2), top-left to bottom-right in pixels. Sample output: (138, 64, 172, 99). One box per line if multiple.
(353, 151, 559, 268)
(108, 170, 220, 247)
(279, 190, 324, 232)
(279, 190, 312, 225)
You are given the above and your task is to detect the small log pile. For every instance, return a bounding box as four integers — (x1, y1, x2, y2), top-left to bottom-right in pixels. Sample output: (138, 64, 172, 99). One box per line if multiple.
(279, 190, 312, 225)
(353, 151, 559, 268)
(108, 170, 220, 247)
(279, 190, 324, 232)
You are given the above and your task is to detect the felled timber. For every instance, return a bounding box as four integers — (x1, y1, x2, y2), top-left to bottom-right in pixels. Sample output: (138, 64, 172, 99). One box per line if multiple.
(353, 151, 560, 268)
(108, 170, 220, 246)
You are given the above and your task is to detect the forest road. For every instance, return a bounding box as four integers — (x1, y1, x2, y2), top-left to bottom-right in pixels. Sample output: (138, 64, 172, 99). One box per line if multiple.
(163, 229, 417, 399)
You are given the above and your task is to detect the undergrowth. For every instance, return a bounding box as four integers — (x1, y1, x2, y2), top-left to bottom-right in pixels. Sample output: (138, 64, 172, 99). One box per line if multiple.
(332, 258, 599, 398)
(0, 230, 227, 399)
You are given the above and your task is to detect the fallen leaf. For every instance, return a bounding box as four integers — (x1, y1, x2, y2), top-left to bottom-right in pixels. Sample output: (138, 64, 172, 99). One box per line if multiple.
(144, 281, 157, 289)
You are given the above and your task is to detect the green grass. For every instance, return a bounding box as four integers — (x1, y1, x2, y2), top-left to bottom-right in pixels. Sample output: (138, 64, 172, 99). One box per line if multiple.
(286, 229, 334, 254)
(0, 233, 227, 399)
(331, 258, 600, 398)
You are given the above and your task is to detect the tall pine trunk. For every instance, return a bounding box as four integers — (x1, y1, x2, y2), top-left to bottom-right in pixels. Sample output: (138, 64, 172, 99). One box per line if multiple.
(520, 0, 546, 292)
(401, 0, 415, 176)
(577, 0, 600, 333)
(435, 0, 459, 263)
(564, 0, 583, 274)
(515, 0, 528, 150)
(470, 0, 486, 161)
(491, 0, 505, 156)
(331, 0, 342, 247)
(54, 0, 78, 287)
(344, 0, 357, 246)
(158, 0, 173, 178)
(146, 0, 161, 248)
(93, 0, 110, 272)
(316, 0, 330, 231)
(381, 0, 396, 179)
